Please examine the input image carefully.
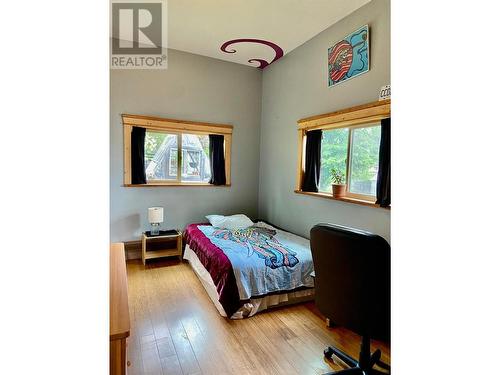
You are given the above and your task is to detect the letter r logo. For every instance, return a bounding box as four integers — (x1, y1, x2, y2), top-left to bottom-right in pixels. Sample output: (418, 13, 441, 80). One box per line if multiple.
(112, 3, 162, 55)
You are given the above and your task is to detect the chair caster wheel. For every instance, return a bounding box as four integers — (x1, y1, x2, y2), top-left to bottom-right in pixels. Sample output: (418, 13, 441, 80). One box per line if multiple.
(324, 346, 334, 359)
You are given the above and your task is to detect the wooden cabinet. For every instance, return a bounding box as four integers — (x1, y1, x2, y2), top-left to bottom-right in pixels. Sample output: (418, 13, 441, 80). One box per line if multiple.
(110, 243, 130, 375)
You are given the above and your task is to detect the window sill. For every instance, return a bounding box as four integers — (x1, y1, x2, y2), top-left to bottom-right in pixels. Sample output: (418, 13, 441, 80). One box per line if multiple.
(294, 190, 390, 210)
(124, 183, 231, 187)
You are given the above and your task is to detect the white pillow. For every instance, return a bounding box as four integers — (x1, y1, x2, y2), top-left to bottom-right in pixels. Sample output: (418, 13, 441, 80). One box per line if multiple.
(205, 214, 254, 230)
(205, 214, 226, 227)
(253, 221, 277, 231)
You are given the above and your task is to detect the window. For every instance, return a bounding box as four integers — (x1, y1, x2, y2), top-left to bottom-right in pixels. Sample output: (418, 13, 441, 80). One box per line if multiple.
(319, 128, 349, 193)
(168, 148, 177, 177)
(295, 99, 390, 206)
(144, 131, 211, 183)
(122, 114, 232, 186)
(348, 125, 381, 197)
(181, 134, 211, 183)
(144, 131, 177, 181)
(318, 124, 380, 201)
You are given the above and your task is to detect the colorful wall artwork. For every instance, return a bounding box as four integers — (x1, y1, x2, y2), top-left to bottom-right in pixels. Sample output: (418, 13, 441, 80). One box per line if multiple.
(328, 25, 369, 87)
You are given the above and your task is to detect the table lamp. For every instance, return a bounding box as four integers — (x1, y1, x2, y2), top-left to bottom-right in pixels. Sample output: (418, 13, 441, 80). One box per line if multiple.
(148, 207, 164, 235)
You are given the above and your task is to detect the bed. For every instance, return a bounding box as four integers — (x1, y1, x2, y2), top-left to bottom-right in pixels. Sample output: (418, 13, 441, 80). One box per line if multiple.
(183, 221, 315, 319)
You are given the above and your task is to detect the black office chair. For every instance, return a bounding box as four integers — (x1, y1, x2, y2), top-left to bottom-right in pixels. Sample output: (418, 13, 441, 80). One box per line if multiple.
(310, 223, 390, 375)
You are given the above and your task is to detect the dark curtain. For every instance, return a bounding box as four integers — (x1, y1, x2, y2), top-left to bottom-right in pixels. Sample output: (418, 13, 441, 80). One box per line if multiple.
(131, 126, 147, 184)
(302, 130, 322, 192)
(209, 134, 226, 185)
(376, 118, 391, 207)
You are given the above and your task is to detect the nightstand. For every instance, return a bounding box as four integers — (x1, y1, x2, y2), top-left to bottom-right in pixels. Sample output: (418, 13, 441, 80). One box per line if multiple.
(141, 230, 182, 265)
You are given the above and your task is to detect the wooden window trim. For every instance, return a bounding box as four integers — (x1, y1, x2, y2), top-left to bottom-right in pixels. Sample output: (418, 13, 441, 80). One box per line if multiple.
(122, 114, 232, 187)
(294, 190, 390, 210)
(297, 99, 390, 131)
(124, 183, 231, 187)
(295, 100, 390, 206)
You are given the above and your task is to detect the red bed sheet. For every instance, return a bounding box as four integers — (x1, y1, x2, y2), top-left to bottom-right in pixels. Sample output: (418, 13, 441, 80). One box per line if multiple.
(183, 223, 241, 317)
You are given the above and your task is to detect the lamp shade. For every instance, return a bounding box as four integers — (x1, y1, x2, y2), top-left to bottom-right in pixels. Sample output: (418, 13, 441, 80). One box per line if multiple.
(148, 207, 164, 224)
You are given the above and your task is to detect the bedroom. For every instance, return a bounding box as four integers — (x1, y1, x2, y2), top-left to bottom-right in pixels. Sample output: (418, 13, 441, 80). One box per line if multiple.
(109, 1, 391, 373)
(2, 0, 499, 374)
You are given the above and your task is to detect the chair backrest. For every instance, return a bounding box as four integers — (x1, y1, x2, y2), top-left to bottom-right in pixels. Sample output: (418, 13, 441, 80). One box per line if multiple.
(310, 223, 390, 341)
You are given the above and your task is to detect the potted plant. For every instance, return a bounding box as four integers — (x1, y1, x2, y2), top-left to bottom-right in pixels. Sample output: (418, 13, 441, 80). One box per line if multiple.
(330, 167, 346, 198)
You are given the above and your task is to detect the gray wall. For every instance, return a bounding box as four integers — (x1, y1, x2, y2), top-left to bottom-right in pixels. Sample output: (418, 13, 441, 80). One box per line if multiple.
(110, 49, 262, 242)
(258, 0, 391, 240)
(111, 0, 390, 242)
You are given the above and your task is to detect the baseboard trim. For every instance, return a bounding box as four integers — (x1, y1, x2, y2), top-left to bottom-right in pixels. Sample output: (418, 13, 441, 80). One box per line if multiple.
(124, 240, 142, 260)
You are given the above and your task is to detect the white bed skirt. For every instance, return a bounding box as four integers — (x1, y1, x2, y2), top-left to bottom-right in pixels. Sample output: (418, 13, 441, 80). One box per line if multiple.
(183, 244, 315, 319)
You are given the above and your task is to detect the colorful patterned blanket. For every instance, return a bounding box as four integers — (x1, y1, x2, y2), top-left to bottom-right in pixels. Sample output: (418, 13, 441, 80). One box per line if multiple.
(184, 222, 314, 316)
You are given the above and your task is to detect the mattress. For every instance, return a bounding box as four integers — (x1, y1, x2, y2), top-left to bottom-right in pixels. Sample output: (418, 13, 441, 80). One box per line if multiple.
(183, 221, 315, 318)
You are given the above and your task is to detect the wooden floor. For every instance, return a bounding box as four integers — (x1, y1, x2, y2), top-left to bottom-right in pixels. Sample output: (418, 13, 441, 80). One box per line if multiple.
(126, 259, 390, 375)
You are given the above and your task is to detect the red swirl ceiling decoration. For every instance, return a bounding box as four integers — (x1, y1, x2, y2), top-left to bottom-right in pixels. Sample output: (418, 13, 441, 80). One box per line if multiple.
(220, 39, 284, 69)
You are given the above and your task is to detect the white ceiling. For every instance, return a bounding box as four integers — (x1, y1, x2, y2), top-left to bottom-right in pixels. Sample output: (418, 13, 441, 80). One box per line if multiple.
(168, 0, 370, 68)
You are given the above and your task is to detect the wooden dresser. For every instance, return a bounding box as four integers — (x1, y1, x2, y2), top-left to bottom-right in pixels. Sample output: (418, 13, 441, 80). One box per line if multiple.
(110, 243, 130, 375)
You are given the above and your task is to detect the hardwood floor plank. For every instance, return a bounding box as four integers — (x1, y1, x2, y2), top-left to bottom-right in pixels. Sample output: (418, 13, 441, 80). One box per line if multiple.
(125, 259, 390, 375)
(141, 340, 163, 375)
(181, 314, 233, 374)
(160, 354, 183, 375)
(273, 307, 344, 372)
(253, 311, 332, 374)
(157, 336, 176, 359)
